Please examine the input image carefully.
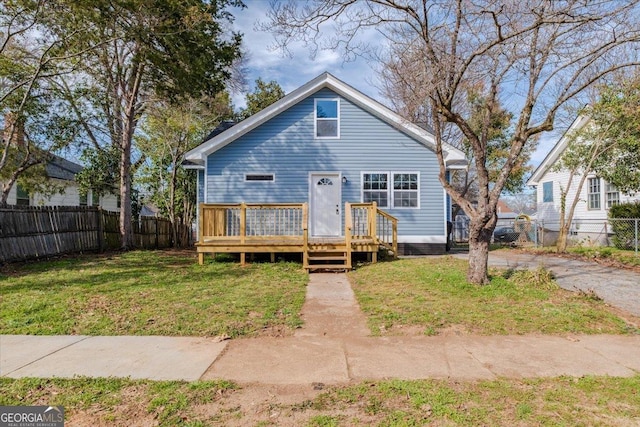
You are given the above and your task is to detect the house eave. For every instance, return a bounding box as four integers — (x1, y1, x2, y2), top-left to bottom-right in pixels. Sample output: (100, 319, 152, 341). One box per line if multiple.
(185, 72, 467, 164)
(526, 113, 591, 186)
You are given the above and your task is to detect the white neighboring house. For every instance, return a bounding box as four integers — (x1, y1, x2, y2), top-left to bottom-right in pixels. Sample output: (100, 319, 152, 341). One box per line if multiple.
(4, 155, 119, 210)
(527, 114, 640, 244)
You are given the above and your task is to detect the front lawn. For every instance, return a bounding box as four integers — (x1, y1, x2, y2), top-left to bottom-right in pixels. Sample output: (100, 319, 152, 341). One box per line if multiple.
(0, 251, 308, 337)
(2, 375, 639, 426)
(349, 257, 637, 336)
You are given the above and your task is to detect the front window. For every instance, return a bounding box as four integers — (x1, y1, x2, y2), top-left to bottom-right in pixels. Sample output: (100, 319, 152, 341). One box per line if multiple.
(605, 182, 620, 208)
(362, 173, 388, 207)
(542, 181, 553, 203)
(588, 177, 601, 210)
(315, 99, 339, 138)
(393, 173, 419, 208)
(92, 192, 100, 206)
(79, 192, 88, 206)
(16, 184, 29, 206)
(361, 172, 420, 209)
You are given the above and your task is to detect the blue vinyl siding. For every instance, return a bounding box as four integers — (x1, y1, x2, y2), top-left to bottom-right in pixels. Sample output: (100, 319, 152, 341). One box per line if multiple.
(206, 88, 446, 237)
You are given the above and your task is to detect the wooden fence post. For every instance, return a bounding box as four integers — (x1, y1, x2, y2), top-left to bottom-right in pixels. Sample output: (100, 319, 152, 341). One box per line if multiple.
(97, 207, 104, 252)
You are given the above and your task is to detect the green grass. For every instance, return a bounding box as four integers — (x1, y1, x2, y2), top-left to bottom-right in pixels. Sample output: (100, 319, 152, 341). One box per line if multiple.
(0, 377, 236, 426)
(2, 376, 638, 426)
(308, 376, 640, 426)
(567, 246, 640, 267)
(0, 250, 308, 337)
(348, 257, 637, 336)
(526, 245, 640, 267)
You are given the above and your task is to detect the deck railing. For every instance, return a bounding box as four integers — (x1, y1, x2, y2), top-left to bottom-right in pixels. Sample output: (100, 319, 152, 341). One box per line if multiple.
(198, 202, 397, 258)
(199, 203, 308, 243)
(347, 202, 398, 256)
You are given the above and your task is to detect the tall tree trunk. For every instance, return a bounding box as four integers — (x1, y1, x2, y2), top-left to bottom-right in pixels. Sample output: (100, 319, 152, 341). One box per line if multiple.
(119, 131, 133, 249)
(466, 214, 496, 285)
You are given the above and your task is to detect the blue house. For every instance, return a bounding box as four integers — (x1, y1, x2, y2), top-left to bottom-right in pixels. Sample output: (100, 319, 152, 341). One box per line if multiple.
(185, 72, 466, 270)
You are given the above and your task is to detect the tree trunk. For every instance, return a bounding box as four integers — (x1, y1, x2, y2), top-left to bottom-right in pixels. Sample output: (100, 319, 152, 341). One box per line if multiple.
(467, 229, 491, 285)
(557, 221, 569, 252)
(119, 131, 134, 250)
(467, 220, 493, 285)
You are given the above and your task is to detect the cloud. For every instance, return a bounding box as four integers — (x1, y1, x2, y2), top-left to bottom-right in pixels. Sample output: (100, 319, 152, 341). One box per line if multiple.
(230, 1, 384, 108)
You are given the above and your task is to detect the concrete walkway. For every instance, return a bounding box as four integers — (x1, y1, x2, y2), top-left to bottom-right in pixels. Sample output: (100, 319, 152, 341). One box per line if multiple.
(2, 272, 639, 384)
(454, 251, 640, 317)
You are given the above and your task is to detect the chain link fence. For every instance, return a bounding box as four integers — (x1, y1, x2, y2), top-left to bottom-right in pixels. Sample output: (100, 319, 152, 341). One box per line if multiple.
(538, 218, 639, 254)
(452, 216, 640, 254)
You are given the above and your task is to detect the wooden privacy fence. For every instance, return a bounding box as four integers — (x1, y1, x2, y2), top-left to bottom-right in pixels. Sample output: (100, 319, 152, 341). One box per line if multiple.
(0, 205, 175, 263)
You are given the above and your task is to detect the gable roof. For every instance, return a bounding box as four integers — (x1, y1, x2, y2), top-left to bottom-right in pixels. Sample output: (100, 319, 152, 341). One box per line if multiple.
(527, 113, 591, 186)
(46, 155, 83, 181)
(185, 72, 467, 168)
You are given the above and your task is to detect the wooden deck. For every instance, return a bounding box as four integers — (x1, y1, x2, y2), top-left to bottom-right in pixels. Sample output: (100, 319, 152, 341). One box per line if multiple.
(196, 202, 397, 271)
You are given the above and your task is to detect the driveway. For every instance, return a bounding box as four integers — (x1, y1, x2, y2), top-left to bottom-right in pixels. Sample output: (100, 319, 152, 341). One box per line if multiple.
(454, 250, 640, 317)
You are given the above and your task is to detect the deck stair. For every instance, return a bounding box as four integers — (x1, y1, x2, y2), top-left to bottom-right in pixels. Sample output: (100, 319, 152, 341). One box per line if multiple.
(305, 243, 351, 272)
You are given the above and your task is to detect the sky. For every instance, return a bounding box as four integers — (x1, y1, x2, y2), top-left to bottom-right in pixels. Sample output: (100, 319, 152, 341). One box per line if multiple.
(230, 1, 559, 170)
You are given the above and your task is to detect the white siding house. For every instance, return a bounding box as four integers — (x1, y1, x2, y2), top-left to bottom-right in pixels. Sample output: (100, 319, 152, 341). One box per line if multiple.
(527, 114, 640, 244)
(4, 155, 119, 210)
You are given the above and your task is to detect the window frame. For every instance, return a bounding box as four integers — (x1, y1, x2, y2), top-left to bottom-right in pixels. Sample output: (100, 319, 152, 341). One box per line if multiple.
(587, 177, 601, 210)
(360, 171, 420, 210)
(79, 192, 88, 206)
(244, 173, 275, 183)
(605, 182, 620, 208)
(314, 98, 340, 139)
(542, 181, 553, 203)
(361, 172, 389, 208)
(391, 172, 420, 209)
(16, 184, 30, 206)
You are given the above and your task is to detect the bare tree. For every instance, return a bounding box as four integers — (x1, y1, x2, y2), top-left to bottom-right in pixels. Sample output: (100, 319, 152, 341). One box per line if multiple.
(264, 0, 640, 284)
(0, 0, 98, 204)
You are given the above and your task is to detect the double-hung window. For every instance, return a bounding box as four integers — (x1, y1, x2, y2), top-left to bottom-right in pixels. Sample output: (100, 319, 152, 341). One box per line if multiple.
(16, 184, 29, 206)
(588, 177, 601, 210)
(362, 173, 389, 207)
(315, 99, 339, 138)
(605, 182, 620, 208)
(393, 173, 419, 208)
(361, 172, 419, 209)
(542, 181, 553, 203)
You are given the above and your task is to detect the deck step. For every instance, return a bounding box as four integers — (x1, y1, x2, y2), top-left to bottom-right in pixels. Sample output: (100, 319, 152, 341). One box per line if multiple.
(307, 256, 347, 262)
(306, 264, 350, 271)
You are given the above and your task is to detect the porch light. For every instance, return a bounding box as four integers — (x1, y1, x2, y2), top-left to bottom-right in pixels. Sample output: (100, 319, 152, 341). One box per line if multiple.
(342, 176, 348, 184)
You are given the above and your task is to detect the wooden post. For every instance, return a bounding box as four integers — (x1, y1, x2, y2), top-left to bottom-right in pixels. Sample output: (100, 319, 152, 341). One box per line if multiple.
(198, 203, 204, 243)
(240, 203, 246, 265)
(371, 201, 377, 240)
(97, 207, 104, 253)
(302, 203, 309, 271)
(198, 252, 204, 265)
(345, 202, 352, 270)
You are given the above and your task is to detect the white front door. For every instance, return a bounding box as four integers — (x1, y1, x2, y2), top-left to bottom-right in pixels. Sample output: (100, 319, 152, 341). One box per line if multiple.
(310, 173, 342, 236)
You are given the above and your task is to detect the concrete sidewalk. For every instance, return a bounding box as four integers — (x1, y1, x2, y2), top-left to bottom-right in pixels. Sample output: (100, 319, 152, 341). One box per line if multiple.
(2, 333, 639, 383)
(2, 272, 639, 384)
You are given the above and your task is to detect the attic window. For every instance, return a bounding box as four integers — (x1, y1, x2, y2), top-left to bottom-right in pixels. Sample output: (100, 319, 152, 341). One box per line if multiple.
(245, 174, 274, 182)
(315, 99, 339, 138)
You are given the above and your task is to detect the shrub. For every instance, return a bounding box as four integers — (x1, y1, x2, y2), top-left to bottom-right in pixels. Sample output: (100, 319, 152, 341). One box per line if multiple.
(609, 202, 640, 250)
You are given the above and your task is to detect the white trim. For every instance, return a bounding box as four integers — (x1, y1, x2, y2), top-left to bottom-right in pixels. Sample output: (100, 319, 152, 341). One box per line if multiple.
(361, 171, 390, 208)
(360, 171, 420, 210)
(390, 171, 420, 209)
(244, 173, 275, 182)
(314, 98, 340, 139)
(204, 156, 209, 203)
(527, 113, 591, 186)
(183, 163, 205, 170)
(398, 235, 447, 244)
(185, 72, 466, 165)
